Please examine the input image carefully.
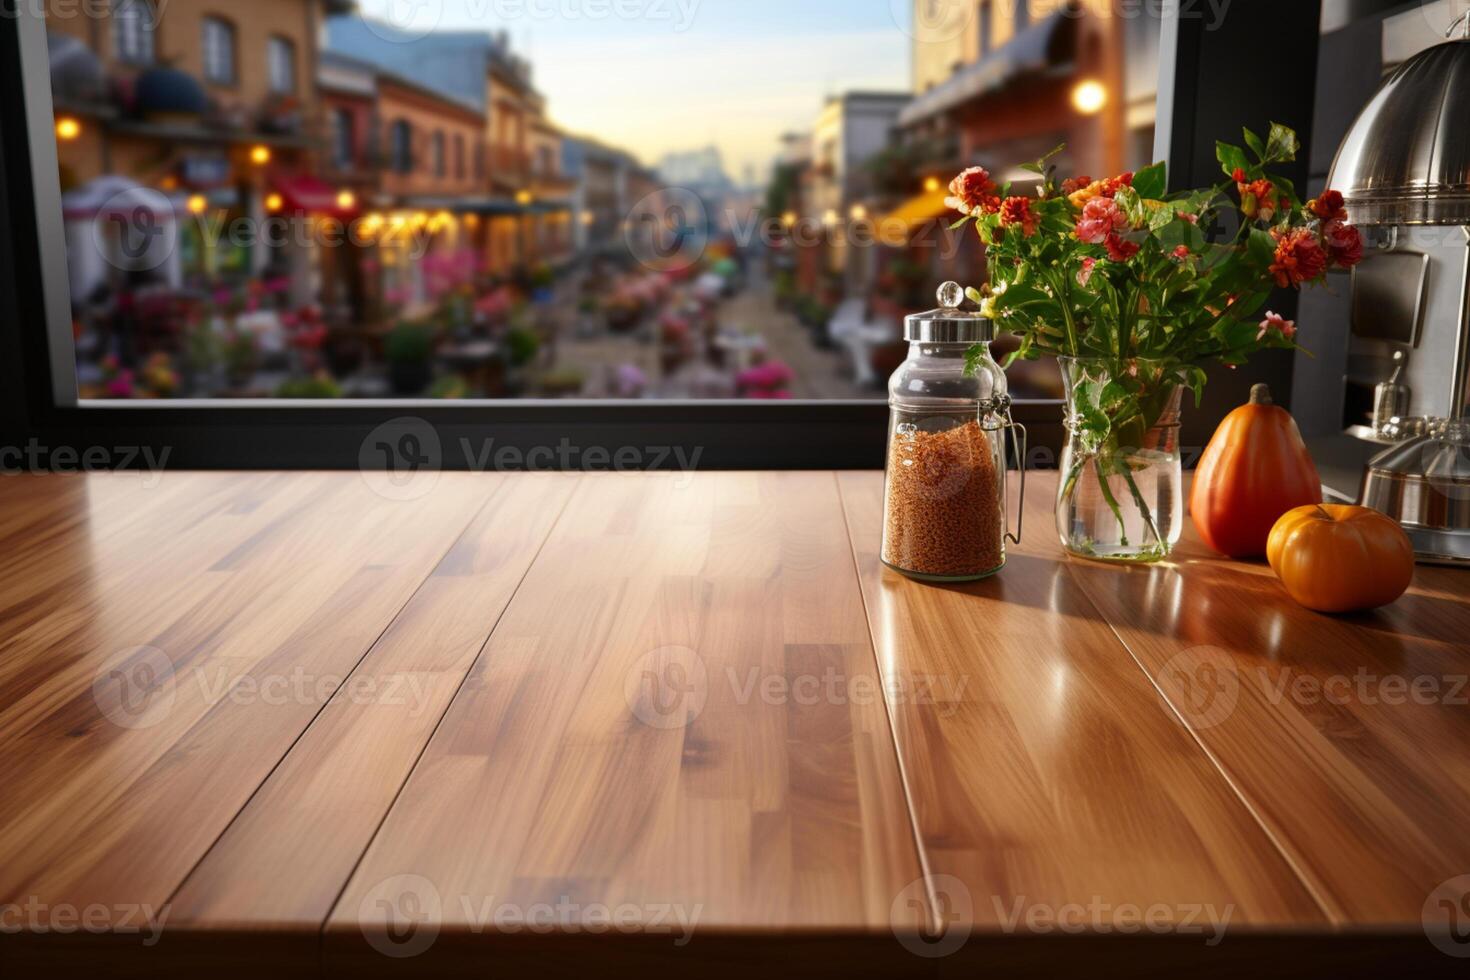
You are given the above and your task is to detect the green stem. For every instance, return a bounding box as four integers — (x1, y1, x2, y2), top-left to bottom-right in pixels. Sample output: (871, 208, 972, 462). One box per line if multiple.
(1094, 455, 1130, 547)
(1117, 459, 1164, 551)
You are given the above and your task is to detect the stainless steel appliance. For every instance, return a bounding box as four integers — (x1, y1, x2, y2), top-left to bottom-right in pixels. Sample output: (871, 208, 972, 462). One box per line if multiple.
(1326, 14, 1470, 563)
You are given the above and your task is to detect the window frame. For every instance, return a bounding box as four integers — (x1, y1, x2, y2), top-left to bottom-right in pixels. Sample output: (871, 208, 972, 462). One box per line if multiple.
(267, 35, 297, 95)
(0, 0, 1317, 469)
(112, 0, 156, 66)
(332, 107, 356, 170)
(201, 15, 237, 87)
(389, 118, 413, 173)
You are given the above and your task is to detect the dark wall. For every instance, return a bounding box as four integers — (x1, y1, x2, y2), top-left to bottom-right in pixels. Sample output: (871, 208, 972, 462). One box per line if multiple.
(1156, 0, 1323, 452)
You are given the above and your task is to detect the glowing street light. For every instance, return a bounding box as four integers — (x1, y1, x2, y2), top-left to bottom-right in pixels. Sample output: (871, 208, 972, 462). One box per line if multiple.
(924, 176, 942, 193)
(265, 192, 284, 212)
(336, 189, 356, 210)
(516, 190, 534, 206)
(1072, 79, 1108, 115)
(186, 194, 208, 215)
(250, 144, 271, 165)
(55, 117, 82, 141)
(849, 204, 868, 221)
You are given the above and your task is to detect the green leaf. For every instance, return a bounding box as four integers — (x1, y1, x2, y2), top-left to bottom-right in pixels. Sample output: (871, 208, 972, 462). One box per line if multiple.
(1265, 122, 1299, 163)
(1216, 142, 1250, 179)
(1242, 127, 1265, 162)
(1246, 227, 1277, 268)
(948, 215, 973, 230)
(964, 286, 985, 305)
(962, 343, 989, 377)
(1181, 365, 1209, 407)
(1131, 161, 1167, 201)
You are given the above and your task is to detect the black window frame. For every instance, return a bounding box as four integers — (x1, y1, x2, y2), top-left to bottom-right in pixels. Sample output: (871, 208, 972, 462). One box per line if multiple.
(1, 0, 1319, 469)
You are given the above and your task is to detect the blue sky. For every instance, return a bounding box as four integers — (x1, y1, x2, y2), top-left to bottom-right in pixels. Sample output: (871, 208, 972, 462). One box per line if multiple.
(357, 0, 915, 179)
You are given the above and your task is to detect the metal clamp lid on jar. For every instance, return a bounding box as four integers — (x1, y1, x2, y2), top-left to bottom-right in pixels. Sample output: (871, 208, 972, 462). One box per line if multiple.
(905, 281, 995, 343)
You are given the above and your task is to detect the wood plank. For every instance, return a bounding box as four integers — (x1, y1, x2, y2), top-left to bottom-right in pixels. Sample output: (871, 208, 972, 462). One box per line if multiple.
(1063, 475, 1470, 924)
(323, 472, 928, 975)
(837, 470, 1325, 944)
(167, 473, 577, 931)
(0, 472, 492, 932)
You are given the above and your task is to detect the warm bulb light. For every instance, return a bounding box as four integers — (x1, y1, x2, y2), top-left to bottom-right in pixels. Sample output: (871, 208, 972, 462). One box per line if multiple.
(516, 190, 534, 206)
(781, 211, 797, 228)
(250, 145, 271, 165)
(55, 117, 81, 141)
(923, 176, 942, 193)
(265, 192, 284, 212)
(822, 209, 839, 226)
(849, 205, 867, 221)
(581, 211, 594, 225)
(186, 194, 208, 215)
(1072, 79, 1107, 115)
(336, 190, 356, 210)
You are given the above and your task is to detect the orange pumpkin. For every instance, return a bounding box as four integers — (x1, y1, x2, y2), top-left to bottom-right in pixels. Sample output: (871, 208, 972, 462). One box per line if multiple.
(1191, 384, 1321, 557)
(1267, 504, 1414, 613)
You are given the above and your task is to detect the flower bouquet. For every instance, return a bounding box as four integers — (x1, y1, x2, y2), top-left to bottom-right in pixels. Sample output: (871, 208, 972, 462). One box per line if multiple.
(946, 123, 1362, 561)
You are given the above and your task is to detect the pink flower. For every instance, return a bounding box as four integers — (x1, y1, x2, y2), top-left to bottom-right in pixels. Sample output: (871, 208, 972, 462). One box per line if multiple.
(1076, 197, 1126, 244)
(1105, 233, 1140, 262)
(945, 166, 1000, 216)
(1258, 310, 1297, 342)
(1076, 256, 1096, 286)
(1178, 212, 1198, 225)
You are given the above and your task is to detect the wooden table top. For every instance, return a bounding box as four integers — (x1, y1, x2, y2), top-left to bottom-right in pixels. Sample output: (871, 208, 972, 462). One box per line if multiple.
(1, 469, 1467, 977)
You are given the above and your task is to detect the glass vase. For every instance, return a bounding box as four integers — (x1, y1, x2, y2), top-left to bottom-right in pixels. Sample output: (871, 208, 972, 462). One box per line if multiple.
(1055, 357, 1185, 563)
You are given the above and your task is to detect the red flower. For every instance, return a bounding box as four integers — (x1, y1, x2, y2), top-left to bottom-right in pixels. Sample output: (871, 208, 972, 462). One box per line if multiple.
(1269, 227, 1328, 287)
(1061, 175, 1094, 196)
(998, 196, 1037, 237)
(1076, 256, 1097, 286)
(1323, 220, 1364, 268)
(1309, 190, 1347, 223)
(1076, 197, 1127, 244)
(1237, 177, 1276, 220)
(1232, 167, 1248, 183)
(1105, 233, 1140, 262)
(946, 166, 1001, 216)
(1172, 245, 1192, 261)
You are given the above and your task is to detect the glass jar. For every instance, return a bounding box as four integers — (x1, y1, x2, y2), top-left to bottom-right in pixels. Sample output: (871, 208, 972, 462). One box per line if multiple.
(881, 282, 1025, 581)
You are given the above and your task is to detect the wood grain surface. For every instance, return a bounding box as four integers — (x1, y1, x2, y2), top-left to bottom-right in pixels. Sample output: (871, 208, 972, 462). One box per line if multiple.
(0, 469, 1466, 977)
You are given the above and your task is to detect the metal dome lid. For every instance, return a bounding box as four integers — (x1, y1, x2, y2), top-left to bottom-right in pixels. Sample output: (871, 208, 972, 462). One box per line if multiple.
(904, 281, 994, 343)
(1327, 17, 1470, 227)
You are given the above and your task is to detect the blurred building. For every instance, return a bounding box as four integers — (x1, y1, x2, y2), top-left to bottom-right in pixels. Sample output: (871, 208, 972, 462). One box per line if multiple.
(48, 0, 354, 321)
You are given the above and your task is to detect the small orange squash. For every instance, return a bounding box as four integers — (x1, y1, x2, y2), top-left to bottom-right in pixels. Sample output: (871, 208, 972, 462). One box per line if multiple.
(1267, 504, 1414, 613)
(1191, 384, 1321, 557)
